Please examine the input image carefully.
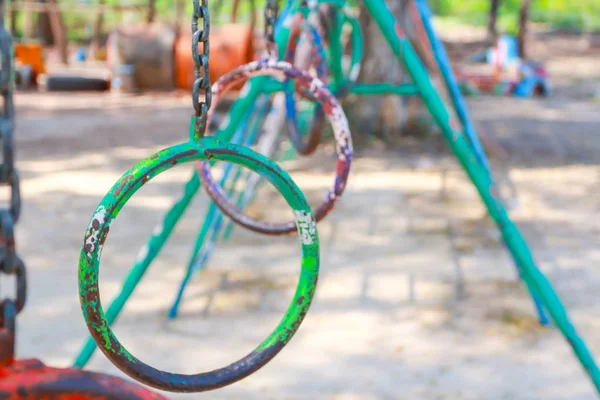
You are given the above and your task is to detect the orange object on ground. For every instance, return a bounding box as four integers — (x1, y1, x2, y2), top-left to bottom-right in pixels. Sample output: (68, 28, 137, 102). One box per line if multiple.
(14, 42, 46, 79)
(174, 23, 254, 91)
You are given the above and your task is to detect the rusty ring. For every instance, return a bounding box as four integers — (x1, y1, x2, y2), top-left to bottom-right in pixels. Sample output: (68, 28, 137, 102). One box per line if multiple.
(198, 59, 353, 236)
(79, 138, 320, 392)
(282, 13, 328, 156)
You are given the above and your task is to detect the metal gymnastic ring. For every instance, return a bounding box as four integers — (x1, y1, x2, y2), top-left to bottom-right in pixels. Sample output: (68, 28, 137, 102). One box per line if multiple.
(79, 137, 320, 392)
(283, 12, 328, 156)
(198, 59, 353, 236)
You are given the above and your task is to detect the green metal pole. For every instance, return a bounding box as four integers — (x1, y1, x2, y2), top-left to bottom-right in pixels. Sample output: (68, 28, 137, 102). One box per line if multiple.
(362, 0, 600, 391)
(168, 95, 271, 318)
(72, 79, 266, 368)
(73, 3, 298, 369)
(72, 173, 200, 368)
(350, 83, 419, 96)
(328, 7, 346, 90)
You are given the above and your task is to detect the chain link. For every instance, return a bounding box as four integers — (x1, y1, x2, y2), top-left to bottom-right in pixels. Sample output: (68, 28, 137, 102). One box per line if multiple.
(191, 0, 212, 136)
(264, 0, 279, 58)
(0, 0, 26, 349)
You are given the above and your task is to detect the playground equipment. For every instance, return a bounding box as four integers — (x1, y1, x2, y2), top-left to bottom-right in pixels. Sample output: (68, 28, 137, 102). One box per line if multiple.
(457, 34, 551, 97)
(72, 0, 600, 395)
(76, 0, 348, 392)
(175, 0, 258, 91)
(283, 11, 329, 155)
(197, 2, 353, 236)
(170, 93, 280, 316)
(0, 5, 168, 399)
(404, 0, 545, 323)
(72, 0, 320, 368)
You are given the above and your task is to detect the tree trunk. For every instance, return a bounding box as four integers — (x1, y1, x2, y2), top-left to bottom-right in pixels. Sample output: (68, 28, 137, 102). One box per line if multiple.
(46, 0, 69, 64)
(487, 0, 501, 42)
(517, 0, 531, 58)
(37, 8, 54, 46)
(231, 0, 240, 23)
(23, 3, 35, 39)
(353, 0, 428, 142)
(10, 6, 18, 37)
(146, 0, 156, 23)
(175, 0, 185, 31)
(89, 0, 105, 60)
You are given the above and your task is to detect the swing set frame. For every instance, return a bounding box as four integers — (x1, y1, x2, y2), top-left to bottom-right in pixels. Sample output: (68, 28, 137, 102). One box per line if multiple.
(73, 0, 600, 394)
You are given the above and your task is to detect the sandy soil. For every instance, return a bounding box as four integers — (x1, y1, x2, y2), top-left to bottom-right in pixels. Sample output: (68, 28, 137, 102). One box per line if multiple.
(6, 32, 600, 399)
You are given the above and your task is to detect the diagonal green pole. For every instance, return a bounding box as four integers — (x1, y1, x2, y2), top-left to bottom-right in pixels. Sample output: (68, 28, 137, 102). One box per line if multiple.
(412, 0, 490, 171)
(223, 96, 287, 240)
(73, 4, 300, 368)
(72, 83, 264, 369)
(362, 0, 600, 391)
(411, 0, 548, 326)
(72, 171, 200, 369)
(167, 161, 243, 319)
(168, 94, 272, 318)
(73, 5, 299, 368)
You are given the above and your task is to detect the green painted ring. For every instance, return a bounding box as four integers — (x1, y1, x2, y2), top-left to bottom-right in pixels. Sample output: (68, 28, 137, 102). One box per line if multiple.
(78, 136, 320, 393)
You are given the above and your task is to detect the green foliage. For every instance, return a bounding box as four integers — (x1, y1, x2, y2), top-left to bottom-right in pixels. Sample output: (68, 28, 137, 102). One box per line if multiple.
(13, 0, 599, 44)
(430, 0, 600, 33)
(12, 0, 265, 43)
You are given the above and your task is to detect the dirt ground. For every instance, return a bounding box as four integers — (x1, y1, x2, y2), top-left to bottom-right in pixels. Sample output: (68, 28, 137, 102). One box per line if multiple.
(7, 30, 600, 399)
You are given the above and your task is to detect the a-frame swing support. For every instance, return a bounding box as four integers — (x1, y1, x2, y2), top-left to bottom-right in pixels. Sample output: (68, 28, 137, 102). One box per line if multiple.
(363, 0, 600, 392)
(411, 0, 549, 326)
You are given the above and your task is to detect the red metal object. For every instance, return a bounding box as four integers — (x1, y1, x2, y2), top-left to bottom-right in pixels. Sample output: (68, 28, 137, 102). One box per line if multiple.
(0, 359, 168, 399)
(0, 311, 166, 400)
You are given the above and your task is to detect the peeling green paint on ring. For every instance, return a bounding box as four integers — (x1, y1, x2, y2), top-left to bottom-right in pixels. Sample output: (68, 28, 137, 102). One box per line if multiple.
(78, 133, 319, 393)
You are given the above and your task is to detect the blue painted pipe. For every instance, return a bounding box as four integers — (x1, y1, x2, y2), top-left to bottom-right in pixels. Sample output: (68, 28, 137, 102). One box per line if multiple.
(413, 0, 491, 172)
(414, 0, 549, 325)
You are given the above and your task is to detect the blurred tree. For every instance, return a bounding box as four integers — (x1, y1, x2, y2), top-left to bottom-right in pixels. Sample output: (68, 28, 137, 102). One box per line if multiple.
(147, 0, 156, 23)
(36, 0, 68, 63)
(48, 0, 68, 63)
(36, 1, 54, 45)
(518, 0, 531, 58)
(90, 0, 105, 59)
(23, 3, 35, 39)
(353, 0, 430, 142)
(487, 0, 501, 41)
(10, 6, 17, 37)
(175, 0, 185, 30)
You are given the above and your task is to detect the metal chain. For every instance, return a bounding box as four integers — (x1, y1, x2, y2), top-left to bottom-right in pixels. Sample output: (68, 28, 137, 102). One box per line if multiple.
(264, 0, 279, 58)
(0, 0, 26, 350)
(191, 0, 212, 137)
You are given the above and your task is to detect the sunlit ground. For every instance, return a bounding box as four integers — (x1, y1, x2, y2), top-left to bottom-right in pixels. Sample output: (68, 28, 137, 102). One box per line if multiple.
(8, 29, 600, 400)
